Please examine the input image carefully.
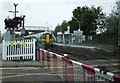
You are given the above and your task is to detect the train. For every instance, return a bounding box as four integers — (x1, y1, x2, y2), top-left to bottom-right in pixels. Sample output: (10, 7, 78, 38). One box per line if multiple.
(24, 31, 56, 49)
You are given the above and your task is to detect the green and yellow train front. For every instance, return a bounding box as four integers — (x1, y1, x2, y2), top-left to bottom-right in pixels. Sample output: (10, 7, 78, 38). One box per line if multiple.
(42, 33, 53, 49)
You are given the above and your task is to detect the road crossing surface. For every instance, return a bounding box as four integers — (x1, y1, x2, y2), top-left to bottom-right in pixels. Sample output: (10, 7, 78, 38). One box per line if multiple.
(1, 67, 64, 82)
(0, 44, 2, 60)
(1, 61, 65, 82)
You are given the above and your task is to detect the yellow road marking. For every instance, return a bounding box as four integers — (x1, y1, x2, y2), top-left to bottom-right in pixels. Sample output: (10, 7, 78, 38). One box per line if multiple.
(0, 63, 119, 70)
(0, 67, 42, 70)
(1, 73, 77, 79)
(0, 66, 78, 70)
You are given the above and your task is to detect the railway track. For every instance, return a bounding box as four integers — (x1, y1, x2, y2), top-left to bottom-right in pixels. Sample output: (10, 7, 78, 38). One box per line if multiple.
(49, 47, 120, 74)
(49, 47, 106, 60)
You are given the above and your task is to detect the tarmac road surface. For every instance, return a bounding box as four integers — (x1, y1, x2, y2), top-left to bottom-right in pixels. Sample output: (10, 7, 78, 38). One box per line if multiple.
(1, 66, 65, 82)
(1, 61, 65, 82)
(0, 43, 2, 60)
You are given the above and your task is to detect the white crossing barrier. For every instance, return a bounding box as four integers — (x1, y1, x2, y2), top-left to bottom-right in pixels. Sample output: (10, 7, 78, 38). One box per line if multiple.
(37, 48, 120, 82)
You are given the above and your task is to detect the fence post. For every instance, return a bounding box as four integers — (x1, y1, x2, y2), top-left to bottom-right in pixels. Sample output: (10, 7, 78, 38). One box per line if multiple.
(33, 39, 36, 60)
(2, 40, 6, 60)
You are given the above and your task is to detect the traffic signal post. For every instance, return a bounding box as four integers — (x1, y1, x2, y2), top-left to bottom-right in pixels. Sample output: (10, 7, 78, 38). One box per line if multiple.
(4, 3, 26, 41)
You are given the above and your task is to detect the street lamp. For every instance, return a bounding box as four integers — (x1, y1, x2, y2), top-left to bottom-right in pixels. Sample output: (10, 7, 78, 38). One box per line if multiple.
(116, 12, 120, 47)
(77, 21, 80, 31)
(46, 22, 50, 32)
(77, 21, 81, 44)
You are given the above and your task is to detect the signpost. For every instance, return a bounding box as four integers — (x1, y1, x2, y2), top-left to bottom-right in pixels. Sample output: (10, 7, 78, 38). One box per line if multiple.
(4, 3, 26, 41)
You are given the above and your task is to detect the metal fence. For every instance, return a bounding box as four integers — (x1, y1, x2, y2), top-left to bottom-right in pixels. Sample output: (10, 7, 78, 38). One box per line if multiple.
(2, 39, 36, 61)
(37, 48, 120, 82)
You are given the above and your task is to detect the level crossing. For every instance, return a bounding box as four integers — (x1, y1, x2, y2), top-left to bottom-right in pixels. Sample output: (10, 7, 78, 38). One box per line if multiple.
(1, 39, 120, 82)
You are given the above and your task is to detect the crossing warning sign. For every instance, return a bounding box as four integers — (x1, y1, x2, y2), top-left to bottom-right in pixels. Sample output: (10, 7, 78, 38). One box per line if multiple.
(23, 42, 26, 47)
(10, 41, 14, 46)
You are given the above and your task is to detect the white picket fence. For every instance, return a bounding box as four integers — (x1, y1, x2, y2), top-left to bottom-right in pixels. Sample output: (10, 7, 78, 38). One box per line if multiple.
(2, 39, 36, 61)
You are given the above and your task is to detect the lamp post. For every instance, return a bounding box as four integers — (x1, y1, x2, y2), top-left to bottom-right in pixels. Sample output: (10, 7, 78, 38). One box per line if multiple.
(21, 15, 26, 39)
(77, 21, 81, 44)
(118, 3, 120, 47)
(118, 17, 120, 47)
(118, 4, 120, 56)
(77, 21, 80, 31)
(46, 22, 50, 32)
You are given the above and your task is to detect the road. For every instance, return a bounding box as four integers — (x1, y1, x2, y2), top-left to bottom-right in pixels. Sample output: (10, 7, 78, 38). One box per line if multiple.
(0, 42, 119, 82)
(0, 43, 2, 60)
(1, 61, 65, 82)
(0, 43, 65, 82)
(1, 66, 64, 82)
(0, 43, 2, 83)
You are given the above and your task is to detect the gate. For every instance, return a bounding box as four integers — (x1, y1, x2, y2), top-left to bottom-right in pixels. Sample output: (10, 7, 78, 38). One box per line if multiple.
(2, 39, 36, 61)
(37, 48, 120, 82)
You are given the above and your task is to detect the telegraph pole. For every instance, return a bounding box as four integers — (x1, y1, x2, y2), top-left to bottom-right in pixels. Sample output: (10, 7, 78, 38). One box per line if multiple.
(118, 3, 120, 56)
(118, 3, 120, 47)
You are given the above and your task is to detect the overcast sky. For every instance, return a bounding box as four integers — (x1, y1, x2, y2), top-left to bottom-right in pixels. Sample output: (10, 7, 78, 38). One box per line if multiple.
(0, 0, 116, 34)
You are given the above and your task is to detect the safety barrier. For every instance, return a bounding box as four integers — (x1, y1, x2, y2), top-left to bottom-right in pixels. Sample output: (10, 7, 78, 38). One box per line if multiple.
(37, 48, 120, 82)
(2, 39, 36, 60)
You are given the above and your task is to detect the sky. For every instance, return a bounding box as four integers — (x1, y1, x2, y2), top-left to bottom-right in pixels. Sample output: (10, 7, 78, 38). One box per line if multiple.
(0, 0, 116, 34)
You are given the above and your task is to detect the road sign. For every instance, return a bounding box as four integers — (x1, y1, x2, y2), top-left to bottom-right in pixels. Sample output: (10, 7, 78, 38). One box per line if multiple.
(10, 41, 14, 46)
(23, 42, 26, 47)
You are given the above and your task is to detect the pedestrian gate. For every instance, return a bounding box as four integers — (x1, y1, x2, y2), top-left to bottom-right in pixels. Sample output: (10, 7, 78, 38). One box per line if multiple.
(2, 39, 36, 61)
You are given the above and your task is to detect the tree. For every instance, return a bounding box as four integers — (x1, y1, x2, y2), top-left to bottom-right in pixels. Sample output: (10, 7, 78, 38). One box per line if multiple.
(54, 24, 61, 32)
(68, 17, 78, 33)
(105, 1, 120, 45)
(106, 1, 119, 34)
(54, 20, 68, 33)
(61, 20, 68, 32)
(68, 6, 105, 35)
